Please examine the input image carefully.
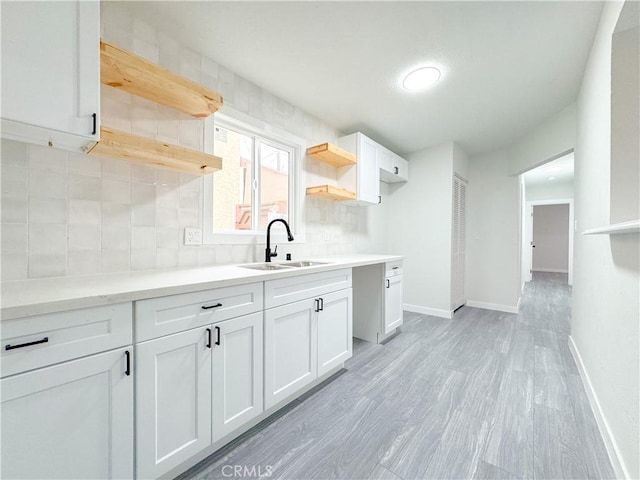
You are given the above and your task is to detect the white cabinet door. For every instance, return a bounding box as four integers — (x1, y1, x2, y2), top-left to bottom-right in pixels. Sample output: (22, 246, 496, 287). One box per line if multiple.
(0, 1, 100, 150)
(212, 312, 264, 442)
(358, 134, 381, 205)
(136, 328, 212, 479)
(317, 289, 353, 376)
(1, 347, 133, 479)
(264, 299, 317, 409)
(384, 275, 403, 334)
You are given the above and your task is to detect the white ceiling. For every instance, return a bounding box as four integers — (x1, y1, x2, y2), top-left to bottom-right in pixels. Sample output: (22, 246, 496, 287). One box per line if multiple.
(523, 152, 574, 187)
(120, 1, 603, 156)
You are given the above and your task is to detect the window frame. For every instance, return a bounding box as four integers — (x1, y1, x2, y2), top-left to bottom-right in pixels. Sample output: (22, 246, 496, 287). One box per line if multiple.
(202, 108, 305, 245)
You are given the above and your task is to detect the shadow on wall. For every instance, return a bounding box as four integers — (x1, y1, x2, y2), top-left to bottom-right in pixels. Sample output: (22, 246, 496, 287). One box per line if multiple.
(611, 235, 640, 273)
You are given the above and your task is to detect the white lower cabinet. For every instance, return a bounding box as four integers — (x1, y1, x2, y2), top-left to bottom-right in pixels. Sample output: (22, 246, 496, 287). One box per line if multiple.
(212, 312, 263, 441)
(317, 289, 353, 376)
(384, 274, 404, 334)
(136, 327, 212, 480)
(264, 299, 317, 409)
(264, 284, 353, 409)
(1, 347, 133, 479)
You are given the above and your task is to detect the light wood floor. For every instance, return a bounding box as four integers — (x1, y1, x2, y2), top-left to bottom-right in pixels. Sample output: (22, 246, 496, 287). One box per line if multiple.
(179, 273, 615, 480)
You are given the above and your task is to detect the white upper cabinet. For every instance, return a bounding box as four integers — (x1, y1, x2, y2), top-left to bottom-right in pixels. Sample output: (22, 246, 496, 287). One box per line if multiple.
(338, 132, 408, 205)
(0, 0, 100, 151)
(338, 132, 381, 205)
(379, 150, 409, 183)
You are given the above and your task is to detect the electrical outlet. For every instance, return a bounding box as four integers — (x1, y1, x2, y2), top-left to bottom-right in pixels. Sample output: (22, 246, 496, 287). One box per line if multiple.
(184, 228, 202, 246)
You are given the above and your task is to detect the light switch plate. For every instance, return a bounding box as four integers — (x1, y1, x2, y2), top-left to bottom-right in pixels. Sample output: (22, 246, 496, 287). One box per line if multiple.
(184, 228, 202, 246)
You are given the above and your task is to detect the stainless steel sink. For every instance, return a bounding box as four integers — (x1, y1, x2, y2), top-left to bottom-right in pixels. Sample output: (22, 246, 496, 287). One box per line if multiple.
(282, 261, 329, 267)
(239, 263, 294, 271)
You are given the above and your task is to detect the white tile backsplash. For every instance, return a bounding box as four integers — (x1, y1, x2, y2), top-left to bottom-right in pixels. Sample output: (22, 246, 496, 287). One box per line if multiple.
(0, 5, 364, 280)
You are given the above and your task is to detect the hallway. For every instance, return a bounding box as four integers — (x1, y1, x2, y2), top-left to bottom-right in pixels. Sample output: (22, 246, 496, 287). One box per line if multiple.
(179, 273, 615, 480)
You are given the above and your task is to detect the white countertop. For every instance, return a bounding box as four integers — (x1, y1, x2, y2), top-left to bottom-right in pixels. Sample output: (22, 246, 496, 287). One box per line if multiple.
(1, 254, 403, 320)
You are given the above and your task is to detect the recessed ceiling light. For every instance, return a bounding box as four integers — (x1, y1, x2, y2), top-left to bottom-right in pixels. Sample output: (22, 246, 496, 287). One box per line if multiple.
(548, 176, 557, 180)
(402, 67, 441, 91)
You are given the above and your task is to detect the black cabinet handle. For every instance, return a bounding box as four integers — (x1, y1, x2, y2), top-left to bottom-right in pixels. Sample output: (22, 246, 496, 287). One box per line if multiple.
(5, 337, 49, 351)
(202, 303, 223, 310)
(314, 299, 320, 313)
(319, 297, 324, 311)
(394, 166, 399, 174)
(386, 279, 390, 288)
(91, 113, 97, 135)
(215, 326, 221, 346)
(125, 350, 131, 376)
(206, 328, 212, 348)
(392, 266, 399, 270)
(378, 196, 382, 204)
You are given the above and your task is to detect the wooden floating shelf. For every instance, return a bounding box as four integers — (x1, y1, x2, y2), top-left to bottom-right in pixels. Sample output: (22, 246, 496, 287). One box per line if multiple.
(88, 127, 222, 176)
(306, 185, 357, 201)
(306, 143, 356, 167)
(100, 40, 223, 118)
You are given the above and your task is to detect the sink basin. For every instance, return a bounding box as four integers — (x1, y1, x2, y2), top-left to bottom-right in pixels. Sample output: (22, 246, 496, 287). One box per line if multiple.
(239, 263, 294, 271)
(282, 261, 329, 267)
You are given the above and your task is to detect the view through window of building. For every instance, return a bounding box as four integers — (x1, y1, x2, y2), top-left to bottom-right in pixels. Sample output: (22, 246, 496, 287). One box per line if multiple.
(212, 125, 292, 232)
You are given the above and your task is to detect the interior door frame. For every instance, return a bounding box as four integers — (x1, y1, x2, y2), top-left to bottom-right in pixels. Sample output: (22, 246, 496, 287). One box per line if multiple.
(525, 198, 574, 285)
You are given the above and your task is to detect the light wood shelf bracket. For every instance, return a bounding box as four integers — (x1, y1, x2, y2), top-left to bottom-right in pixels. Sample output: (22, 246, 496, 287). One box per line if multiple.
(306, 143, 356, 167)
(100, 39, 223, 118)
(306, 185, 357, 201)
(88, 127, 222, 176)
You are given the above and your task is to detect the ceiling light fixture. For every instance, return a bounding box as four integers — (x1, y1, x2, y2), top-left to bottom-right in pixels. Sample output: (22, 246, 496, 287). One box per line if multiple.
(548, 176, 557, 180)
(402, 67, 441, 91)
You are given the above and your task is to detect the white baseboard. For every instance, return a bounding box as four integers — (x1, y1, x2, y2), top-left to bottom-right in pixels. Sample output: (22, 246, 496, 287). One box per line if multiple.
(532, 268, 569, 273)
(465, 300, 519, 314)
(568, 336, 629, 479)
(404, 303, 452, 319)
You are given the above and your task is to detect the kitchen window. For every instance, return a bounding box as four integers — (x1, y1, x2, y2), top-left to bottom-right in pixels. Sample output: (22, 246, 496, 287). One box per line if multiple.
(202, 112, 302, 244)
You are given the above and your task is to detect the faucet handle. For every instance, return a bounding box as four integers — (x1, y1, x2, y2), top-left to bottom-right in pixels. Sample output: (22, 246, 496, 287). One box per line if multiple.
(271, 245, 278, 258)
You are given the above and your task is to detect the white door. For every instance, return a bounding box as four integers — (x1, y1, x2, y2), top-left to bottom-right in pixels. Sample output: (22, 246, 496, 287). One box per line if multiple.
(1, 1, 100, 141)
(317, 289, 353, 376)
(384, 275, 404, 334)
(1, 348, 133, 479)
(136, 328, 212, 479)
(264, 299, 317, 409)
(358, 134, 380, 204)
(212, 312, 264, 442)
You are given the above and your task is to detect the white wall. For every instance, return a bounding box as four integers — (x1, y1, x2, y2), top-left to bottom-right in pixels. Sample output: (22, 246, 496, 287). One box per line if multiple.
(525, 180, 574, 201)
(466, 149, 521, 312)
(384, 142, 455, 318)
(610, 20, 639, 223)
(532, 204, 569, 272)
(0, 3, 369, 280)
(573, 1, 639, 478)
(509, 103, 577, 175)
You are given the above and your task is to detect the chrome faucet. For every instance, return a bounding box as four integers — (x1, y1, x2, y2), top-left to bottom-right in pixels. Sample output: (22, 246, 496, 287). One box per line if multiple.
(265, 219, 294, 262)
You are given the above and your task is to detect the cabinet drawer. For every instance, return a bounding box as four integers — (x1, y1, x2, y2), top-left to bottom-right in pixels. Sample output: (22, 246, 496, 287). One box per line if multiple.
(1, 303, 132, 378)
(265, 269, 352, 309)
(385, 261, 403, 277)
(135, 283, 263, 342)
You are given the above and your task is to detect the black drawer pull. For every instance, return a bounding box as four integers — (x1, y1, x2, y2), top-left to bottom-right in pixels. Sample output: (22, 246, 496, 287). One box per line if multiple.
(319, 297, 324, 311)
(202, 303, 223, 310)
(394, 166, 399, 174)
(5, 337, 49, 351)
(314, 298, 320, 313)
(392, 266, 399, 270)
(206, 328, 212, 348)
(125, 350, 131, 376)
(91, 113, 97, 135)
(215, 326, 221, 346)
(386, 279, 390, 288)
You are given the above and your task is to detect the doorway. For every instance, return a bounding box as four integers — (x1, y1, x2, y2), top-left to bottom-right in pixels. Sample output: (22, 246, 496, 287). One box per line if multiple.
(527, 201, 573, 285)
